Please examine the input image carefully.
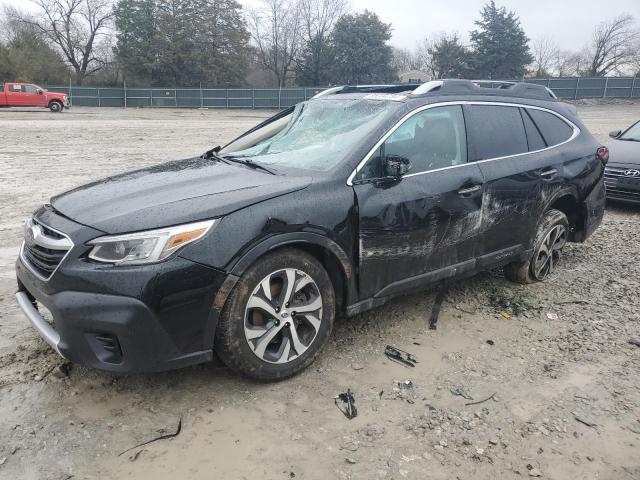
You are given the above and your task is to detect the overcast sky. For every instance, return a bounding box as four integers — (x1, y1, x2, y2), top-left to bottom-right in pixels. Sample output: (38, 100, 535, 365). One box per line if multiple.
(2, 0, 639, 51)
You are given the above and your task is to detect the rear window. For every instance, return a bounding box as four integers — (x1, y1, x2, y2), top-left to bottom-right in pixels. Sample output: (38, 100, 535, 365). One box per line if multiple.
(466, 105, 528, 160)
(526, 109, 574, 146)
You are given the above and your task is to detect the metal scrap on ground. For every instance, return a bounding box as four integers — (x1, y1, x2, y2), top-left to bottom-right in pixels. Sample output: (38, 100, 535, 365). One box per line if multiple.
(334, 389, 358, 419)
(384, 345, 418, 368)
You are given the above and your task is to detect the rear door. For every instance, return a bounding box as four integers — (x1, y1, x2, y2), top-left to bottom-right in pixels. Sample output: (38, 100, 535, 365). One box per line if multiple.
(6, 84, 27, 106)
(467, 103, 576, 264)
(352, 104, 484, 298)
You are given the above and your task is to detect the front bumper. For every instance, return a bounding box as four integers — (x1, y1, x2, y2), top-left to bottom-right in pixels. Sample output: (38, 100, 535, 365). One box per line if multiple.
(15, 208, 230, 373)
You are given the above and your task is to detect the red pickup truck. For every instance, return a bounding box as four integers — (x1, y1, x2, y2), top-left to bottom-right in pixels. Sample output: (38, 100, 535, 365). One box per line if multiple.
(0, 82, 70, 112)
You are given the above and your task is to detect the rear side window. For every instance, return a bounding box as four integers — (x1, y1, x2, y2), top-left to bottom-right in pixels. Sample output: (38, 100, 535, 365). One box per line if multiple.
(466, 105, 528, 160)
(521, 109, 547, 151)
(526, 109, 574, 146)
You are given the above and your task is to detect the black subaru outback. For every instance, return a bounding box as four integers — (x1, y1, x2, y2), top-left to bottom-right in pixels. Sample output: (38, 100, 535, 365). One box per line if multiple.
(16, 80, 607, 380)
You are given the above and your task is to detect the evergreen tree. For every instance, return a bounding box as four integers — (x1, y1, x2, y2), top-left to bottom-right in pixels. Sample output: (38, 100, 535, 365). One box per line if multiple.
(426, 34, 473, 79)
(114, 0, 157, 84)
(469, 1, 533, 79)
(113, 0, 250, 86)
(329, 11, 396, 84)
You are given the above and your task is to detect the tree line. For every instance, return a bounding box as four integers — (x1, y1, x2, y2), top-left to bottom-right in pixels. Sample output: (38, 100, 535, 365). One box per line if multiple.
(1, 0, 639, 87)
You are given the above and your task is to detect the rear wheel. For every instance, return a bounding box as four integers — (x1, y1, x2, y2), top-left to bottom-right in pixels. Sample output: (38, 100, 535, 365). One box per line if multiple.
(214, 248, 335, 380)
(49, 101, 63, 112)
(504, 209, 569, 284)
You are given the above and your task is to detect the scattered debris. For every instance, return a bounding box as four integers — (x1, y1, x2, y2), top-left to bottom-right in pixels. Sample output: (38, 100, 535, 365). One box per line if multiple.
(629, 339, 640, 348)
(393, 380, 416, 404)
(128, 449, 145, 462)
(334, 390, 358, 420)
(573, 414, 597, 428)
(465, 392, 497, 406)
(486, 339, 495, 346)
(0, 457, 6, 466)
(351, 363, 364, 371)
(529, 467, 542, 477)
(450, 386, 473, 401)
(345, 457, 357, 464)
(118, 417, 182, 456)
(429, 282, 448, 330)
(384, 346, 417, 368)
(546, 312, 559, 320)
(500, 310, 511, 319)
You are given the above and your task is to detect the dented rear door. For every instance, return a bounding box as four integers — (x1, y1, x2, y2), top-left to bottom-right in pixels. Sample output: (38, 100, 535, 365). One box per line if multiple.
(465, 103, 551, 263)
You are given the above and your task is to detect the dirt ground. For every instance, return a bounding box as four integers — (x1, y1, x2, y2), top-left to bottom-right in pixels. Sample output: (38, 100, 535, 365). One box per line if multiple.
(0, 102, 639, 480)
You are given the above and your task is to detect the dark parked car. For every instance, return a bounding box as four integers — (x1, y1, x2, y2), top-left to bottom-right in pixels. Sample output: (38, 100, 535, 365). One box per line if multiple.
(16, 80, 607, 380)
(605, 120, 640, 204)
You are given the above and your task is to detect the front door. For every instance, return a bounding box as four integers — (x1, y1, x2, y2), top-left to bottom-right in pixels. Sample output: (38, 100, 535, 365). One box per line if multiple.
(352, 104, 484, 298)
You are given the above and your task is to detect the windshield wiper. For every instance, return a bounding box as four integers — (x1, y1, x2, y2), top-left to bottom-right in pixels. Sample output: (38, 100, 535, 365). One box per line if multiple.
(201, 147, 232, 164)
(223, 156, 277, 175)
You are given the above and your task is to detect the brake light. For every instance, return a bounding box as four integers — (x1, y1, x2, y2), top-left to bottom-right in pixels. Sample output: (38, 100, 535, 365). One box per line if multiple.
(596, 146, 609, 164)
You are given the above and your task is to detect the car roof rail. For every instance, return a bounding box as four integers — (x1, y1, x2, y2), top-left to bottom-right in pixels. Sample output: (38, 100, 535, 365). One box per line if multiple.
(312, 84, 422, 99)
(411, 79, 558, 101)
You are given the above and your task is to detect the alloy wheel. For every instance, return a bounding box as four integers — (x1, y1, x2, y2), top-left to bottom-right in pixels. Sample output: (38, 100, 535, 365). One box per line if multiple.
(244, 268, 323, 364)
(531, 224, 567, 280)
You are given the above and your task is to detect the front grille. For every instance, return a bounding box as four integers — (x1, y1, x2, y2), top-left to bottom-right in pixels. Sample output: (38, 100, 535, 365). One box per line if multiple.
(604, 167, 640, 201)
(604, 166, 627, 178)
(21, 218, 73, 280)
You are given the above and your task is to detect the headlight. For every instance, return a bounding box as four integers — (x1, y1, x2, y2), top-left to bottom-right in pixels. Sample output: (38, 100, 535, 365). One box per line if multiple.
(87, 220, 215, 265)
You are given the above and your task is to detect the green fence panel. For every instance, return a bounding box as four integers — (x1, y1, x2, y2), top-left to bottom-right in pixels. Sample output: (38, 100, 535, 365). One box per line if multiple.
(41, 78, 640, 109)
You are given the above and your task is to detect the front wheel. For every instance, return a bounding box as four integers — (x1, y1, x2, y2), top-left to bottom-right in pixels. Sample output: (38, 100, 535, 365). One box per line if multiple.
(214, 248, 335, 380)
(504, 209, 569, 284)
(49, 101, 63, 112)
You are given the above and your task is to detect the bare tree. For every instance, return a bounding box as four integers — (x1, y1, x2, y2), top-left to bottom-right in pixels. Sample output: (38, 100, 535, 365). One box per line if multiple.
(553, 50, 587, 77)
(9, 0, 113, 84)
(295, 0, 346, 86)
(530, 37, 559, 77)
(249, 0, 302, 87)
(392, 47, 421, 73)
(585, 14, 639, 77)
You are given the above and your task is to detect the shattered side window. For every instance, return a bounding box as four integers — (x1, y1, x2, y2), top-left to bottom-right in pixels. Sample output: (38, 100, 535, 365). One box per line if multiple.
(224, 99, 396, 172)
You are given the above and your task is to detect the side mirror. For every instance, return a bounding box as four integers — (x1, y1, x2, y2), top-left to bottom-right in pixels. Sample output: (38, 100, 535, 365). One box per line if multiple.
(382, 155, 411, 179)
(609, 130, 622, 139)
(37, 89, 43, 95)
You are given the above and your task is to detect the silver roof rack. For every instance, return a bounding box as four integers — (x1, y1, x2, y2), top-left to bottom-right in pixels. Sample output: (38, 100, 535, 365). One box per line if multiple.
(412, 80, 444, 95)
(412, 79, 558, 100)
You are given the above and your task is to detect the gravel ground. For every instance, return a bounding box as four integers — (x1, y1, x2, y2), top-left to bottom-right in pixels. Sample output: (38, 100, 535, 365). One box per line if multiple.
(0, 103, 639, 480)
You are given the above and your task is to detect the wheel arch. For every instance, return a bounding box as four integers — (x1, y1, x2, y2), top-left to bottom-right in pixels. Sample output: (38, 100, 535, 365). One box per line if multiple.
(228, 233, 357, 316)
(544, 189, 583, 241)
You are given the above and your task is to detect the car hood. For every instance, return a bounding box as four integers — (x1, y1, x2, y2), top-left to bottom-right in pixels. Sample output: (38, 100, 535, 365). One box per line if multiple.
(606, 139, 640, 166)
(51, 157, 311, 233)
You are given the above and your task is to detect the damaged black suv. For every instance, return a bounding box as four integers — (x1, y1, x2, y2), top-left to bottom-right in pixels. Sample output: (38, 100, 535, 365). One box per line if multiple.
(16, 80, 607, 380)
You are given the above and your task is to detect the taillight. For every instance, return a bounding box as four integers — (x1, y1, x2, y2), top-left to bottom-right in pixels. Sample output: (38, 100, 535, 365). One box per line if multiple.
(596, 146, 609, 164)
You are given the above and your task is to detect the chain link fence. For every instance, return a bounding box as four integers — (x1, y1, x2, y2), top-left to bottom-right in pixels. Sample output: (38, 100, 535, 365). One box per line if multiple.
(42, 77, 640, 108)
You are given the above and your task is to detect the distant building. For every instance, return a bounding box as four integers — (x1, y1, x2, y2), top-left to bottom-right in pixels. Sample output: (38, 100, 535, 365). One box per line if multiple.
(398, 70, 431, 83)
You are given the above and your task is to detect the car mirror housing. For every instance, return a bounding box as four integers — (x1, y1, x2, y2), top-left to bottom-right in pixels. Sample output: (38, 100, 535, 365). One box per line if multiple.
(382, 155, 411, 179)
(609, 130, 622, 138)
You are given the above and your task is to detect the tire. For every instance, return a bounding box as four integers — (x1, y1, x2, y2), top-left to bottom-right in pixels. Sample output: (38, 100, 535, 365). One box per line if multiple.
(214, 248, 335, 380)
(49, 101, 63, 113)
(504, 209, 569, 284)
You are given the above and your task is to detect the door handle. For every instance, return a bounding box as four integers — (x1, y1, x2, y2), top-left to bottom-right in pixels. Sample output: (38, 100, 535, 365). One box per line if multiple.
(540, 168, 558, 178)
(457, 184, 482, 196)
